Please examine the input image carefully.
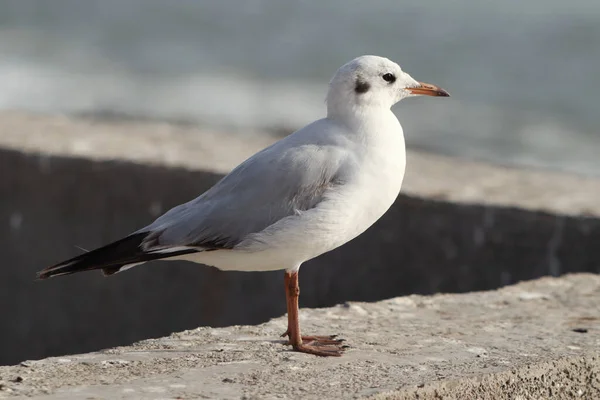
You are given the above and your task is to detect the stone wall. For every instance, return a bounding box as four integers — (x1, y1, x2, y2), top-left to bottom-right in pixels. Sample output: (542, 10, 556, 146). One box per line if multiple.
(1, 274, 599, 399)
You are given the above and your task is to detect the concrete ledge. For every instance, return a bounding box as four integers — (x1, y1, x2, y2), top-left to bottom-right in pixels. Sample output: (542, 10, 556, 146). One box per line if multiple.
(2, 111, 600, 368)
(1, 274, 598, 399)
(1, 111, 599, 216)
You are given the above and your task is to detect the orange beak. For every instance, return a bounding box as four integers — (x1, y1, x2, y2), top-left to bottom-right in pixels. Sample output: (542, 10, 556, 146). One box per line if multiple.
(407, 82, 450, 97)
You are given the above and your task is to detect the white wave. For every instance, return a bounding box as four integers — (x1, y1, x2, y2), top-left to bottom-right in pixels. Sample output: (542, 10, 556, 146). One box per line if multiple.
(0, 61, 324, 131)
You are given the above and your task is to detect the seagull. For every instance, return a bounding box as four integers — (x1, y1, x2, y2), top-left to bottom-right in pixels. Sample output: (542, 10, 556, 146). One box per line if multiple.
(38, 55, 449, 357)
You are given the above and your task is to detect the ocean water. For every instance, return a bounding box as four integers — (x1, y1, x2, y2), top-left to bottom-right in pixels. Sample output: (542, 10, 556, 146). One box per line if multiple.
(0, 0, 599, 175)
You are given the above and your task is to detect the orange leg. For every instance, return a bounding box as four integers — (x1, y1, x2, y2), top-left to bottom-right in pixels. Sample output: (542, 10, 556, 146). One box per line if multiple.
(281, 271, 345, 356)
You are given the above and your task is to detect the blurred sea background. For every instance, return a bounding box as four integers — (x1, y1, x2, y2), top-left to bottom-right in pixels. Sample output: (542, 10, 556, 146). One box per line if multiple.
(1, 0, 599, 175)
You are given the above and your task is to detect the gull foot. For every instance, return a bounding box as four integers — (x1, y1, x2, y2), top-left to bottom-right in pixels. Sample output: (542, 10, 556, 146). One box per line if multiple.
(280, 330, 345, 345)
(280, 330, 347, 357)
(292, 341, 346, 357)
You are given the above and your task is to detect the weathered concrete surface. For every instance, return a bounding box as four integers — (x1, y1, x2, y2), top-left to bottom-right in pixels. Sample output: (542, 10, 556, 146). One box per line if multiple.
(2, 111, 600, 366)
(1, 274, 598, 399)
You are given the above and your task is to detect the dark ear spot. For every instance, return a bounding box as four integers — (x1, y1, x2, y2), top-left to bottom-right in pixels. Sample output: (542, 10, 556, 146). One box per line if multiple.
(354, 78, 370, 94)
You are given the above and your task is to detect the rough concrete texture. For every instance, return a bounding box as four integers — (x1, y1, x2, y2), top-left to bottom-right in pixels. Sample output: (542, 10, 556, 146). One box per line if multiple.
(2, 112, 600, 367)
(1, 274, 599, 399)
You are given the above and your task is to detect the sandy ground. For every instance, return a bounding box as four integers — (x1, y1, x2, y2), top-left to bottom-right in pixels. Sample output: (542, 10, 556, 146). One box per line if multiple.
(0, 111, 599, 217)
(1, 273, 598, 399)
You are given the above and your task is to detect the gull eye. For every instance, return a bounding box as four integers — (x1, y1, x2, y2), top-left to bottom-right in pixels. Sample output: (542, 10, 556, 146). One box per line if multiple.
(382, 73, 396, 83)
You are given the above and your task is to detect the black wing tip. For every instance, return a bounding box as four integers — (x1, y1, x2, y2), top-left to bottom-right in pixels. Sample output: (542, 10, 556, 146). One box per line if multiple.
(35, 233, 149, 280)
(35, 232, 202, 281)
(36, 261, 69, 280)
(35, 261, 79, 280)
(35, 266, 118, 280)
(35, 272, 49, 281)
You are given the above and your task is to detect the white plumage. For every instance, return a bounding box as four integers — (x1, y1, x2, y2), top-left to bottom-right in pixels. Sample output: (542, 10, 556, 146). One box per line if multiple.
(38, 55, 449, 357)
(40, 55, 449, 280)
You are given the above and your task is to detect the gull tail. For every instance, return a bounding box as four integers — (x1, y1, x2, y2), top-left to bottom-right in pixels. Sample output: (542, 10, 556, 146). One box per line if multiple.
(37, 232, 199, 279)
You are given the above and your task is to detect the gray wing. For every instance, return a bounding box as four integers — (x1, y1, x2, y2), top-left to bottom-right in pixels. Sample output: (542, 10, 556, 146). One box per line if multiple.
(139, 122, 355, 251)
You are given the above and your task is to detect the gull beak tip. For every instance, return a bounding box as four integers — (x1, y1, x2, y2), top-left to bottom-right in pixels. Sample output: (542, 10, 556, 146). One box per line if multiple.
(409, 82, 450, 97)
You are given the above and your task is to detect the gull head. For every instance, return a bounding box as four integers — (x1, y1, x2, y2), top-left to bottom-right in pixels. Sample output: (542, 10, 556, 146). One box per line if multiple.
(327, 55, 449, 115)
